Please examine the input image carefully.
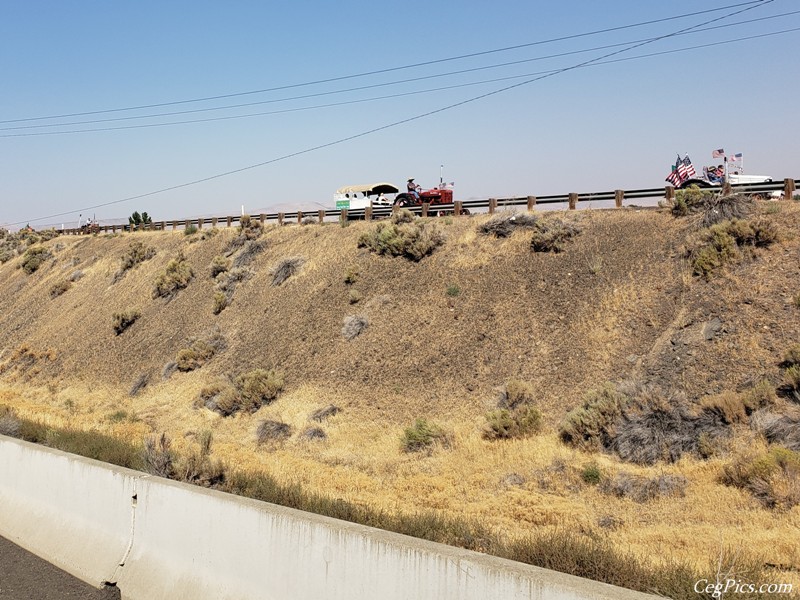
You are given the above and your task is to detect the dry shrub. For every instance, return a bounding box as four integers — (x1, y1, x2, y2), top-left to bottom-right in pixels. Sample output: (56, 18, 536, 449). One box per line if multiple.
(753, 409, 800, 452)
(700, 391, 749, 425)
(357, 215, 444, 261)
(178, 431, 225, 487)
(0, 344, 56, 377)
(478, 213, 539, 238)
(783, 344, 800, 367)
(195, 382, 239, 415)
(348, 289, 362, 304)
(115, 240, 156, 281)
(613, 392, 728, 465)
(484, 380, 542, 440)
(721, 446, 800, 510)
(129, 373, 149, 397)
(256, 420, 292, 445)
(175, 328, 226, 371)
(689, 218, 780, 278)
(271, 256, 305, 286)
(213, 266, 254, 313)
(529, 218, 581, 253)
(671, 185, 716, 217)
(342, 315, 368, 340)
(143, 433, 174, 479)
(0, 406, 21, 437)
(558, 384, 627, 452)
(741, 380, 777, 411)
(235, 369, 284, 412)
(49, 280, 72, 298)
(600, 472, 687, 503)
(232, 239, 267, 269)
(699, 194, 754, 226)
(310, 405, 341, 422)
(780, 365, 800, 402)
(299, 426, 327, 441)
(112, 309, 140, 335)
(343, 266, 359, 285)
(153, 252, 194, 300)
(226, 218, 263, 252)
(401, 418, 450, 453)
(20, 246, 51, 274)
(210, 255, 230, 278)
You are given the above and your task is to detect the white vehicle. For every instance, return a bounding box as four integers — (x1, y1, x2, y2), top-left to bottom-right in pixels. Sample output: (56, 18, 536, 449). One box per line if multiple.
(673, 156, 772, 189)
(333, 183, 399, 210)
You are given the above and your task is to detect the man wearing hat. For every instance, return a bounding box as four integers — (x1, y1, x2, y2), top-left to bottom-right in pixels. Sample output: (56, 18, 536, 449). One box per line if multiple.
(407, 178, 421, 199)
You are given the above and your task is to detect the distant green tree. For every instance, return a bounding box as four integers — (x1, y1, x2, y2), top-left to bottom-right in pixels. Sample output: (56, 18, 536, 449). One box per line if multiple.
(129, 211, 153, 230)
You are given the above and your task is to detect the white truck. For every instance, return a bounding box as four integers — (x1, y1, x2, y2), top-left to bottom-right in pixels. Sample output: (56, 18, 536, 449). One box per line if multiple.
(678, 158, 772, 189)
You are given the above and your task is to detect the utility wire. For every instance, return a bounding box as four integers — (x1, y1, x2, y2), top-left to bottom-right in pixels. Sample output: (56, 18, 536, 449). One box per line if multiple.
(3, 9, 797, 133)
(0, 1, 767, 125)
(2, 26, 796, 139)
(7, 0, 775, 226)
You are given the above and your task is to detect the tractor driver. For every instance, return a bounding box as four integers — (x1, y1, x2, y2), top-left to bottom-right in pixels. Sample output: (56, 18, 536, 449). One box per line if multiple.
(407, 178, 421, 199)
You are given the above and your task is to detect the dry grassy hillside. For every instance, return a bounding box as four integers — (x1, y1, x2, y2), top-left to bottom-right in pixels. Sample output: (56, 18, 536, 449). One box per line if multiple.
(1, 202, 799, 593)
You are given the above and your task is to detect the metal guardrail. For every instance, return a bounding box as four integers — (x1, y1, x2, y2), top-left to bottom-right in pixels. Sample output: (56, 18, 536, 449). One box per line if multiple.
(60, 179, 797, 234)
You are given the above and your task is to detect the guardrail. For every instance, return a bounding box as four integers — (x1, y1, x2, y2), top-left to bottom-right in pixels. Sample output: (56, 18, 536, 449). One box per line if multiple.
(61, 178, 797, 235)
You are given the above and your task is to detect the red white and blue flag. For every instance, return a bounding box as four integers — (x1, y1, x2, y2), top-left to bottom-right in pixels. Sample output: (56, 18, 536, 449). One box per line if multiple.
(712, 148, 725, 158)
(666, 155, 695, 186)
(729, 153, 743, 162)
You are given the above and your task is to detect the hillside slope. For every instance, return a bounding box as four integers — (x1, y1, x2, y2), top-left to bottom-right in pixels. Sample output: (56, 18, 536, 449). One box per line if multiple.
(2, 204, 799, 588)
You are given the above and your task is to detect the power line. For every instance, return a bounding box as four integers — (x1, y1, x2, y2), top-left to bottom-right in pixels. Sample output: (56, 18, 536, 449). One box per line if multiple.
(3, 9, 797, 134)
(2, 26, 796, 139)
(0, 1, 768, 125)
(6, 0, 775, 226)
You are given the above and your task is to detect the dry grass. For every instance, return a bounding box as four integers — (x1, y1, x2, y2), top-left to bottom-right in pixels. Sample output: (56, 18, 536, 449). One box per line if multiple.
(2, 206, 800, 590)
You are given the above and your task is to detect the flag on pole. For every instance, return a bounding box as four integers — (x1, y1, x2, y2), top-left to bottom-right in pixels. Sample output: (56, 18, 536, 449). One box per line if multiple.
(677, 155, 696, 182)
(712, 148, 725, 158)
(729, 153, 743, 162)
(665, 154, 682, 186)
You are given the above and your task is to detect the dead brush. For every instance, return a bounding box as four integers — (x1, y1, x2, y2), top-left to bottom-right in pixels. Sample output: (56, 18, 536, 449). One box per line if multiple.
(478, 212, 539, 238)
(226, 219, 264, 253)
(753, 408, 800, 452)
(529, 218, 582, 253)
(175, 328, 226, 371)
(600, 472, 688, 503)
(114, 240, 156, 282)
(342, 315, 368, 340)
(152, 252, 194, 300)
(483, 380, 542, 440)
(232, 239, 267, 268)
(357, 213, 444, 261)
(310, 405, 341, 422)
(256, 419, 292, 445)
(721, 445, 800, 510)
(143, 433, 174, 479)
(699, 194, 754, 227)
(0, 406, 21, 437)
(271, 256, 305, 286)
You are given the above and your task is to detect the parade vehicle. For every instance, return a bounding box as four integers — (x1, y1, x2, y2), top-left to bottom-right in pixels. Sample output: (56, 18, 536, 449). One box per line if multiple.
(333, 183, 399, 210)
(668, 153, 772, 189)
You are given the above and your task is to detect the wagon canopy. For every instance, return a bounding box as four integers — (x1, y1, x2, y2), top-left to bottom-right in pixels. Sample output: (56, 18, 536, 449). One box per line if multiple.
(335, 183, 399, 196)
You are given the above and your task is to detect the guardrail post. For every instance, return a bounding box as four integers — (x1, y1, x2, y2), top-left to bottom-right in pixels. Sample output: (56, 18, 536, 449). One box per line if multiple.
(614, 189, 624, 209)
(197, 218, 203, 230)
(785, 178, 796, 200)
(365, 206, 373, 221)
(318, 209, 324, 224)
(722, 182, 732, 196)
(527, 196, 536, 211)
(340, 209, 348, 223)
(259, 213, 265, 225)
(454, 201, 463, 216)
(568, 193, 578, 210)
(488, 198, 497, 214)
(665, 186, 675, 203)
(297, 210, 303, 225)
(278, 213, 284, 226)
(112, 225, 117, 233)
(421, 203, 429, 217)
(185, 219, 190, 231)
(212, 217, 218, 227)
(226, 216, 232, 227)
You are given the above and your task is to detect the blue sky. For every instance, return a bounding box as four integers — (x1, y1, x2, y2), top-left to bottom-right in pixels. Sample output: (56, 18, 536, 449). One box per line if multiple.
(1, 0, 798, 228)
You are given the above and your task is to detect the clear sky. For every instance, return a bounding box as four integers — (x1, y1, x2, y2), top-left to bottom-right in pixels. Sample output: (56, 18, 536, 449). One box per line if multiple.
(1, 0, 798, 229)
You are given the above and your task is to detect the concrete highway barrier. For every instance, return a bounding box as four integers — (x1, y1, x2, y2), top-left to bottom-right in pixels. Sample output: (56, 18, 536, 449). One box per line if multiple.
(0, 435, 656, 599)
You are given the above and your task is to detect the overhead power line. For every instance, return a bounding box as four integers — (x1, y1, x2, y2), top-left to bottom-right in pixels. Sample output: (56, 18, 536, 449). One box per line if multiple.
(2, 27, 796, 139)
(7, 0, 776, 226)
(0, 1, 769, 125)
(3, 9, 797, 134)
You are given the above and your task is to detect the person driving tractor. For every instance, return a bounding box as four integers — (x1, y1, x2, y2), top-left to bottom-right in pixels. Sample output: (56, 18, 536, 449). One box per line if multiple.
(407, 178, 421, 199)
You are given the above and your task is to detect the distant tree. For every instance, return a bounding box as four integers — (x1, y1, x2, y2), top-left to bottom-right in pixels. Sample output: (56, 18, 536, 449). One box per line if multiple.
(129, 211, 153, 231)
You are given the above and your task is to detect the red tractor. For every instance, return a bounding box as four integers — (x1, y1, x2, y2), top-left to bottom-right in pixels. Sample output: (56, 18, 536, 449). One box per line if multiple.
(393, 182, 468, 214)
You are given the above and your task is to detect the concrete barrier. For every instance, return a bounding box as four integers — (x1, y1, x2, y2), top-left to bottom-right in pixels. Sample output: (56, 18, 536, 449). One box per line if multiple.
(0, 436, 656, 599)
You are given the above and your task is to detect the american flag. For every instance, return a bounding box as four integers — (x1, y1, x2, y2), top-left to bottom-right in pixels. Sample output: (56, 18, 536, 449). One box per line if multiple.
(677, 155, 696, 182)
(712, 148, 725, 158)
(665, 155, 682, 186)
(729, 153, 743, 162)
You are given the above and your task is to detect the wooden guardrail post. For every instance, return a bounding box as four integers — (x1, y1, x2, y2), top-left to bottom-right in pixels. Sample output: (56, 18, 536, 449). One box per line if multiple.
(197, 218, 203, 230)
(722, 182, 732, 196)
(226, 216, 232, 227)
(297, 211, 303, 225)
(781, 179, 790, 199)
(212, 217, 218, 227)
(614, 189, 624, 209)
(365, 206, 373, 221)
(278, 213, 284, 226)
(259, 213, 265, 225)
(665, 186, 675, 203)
(568, 193, 578, 210)
(527, 196, 536, 211)
(340, 209, 348, 223)
(111, 225, 117, 233)
(318, 209, 325, 224)
(421, 203, 429, 217)
(454, 201, 463, 216)
(488, 198, 497, 214)
(185, 219, 190, 231)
